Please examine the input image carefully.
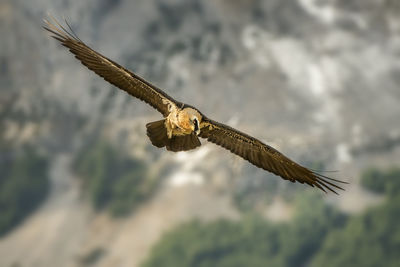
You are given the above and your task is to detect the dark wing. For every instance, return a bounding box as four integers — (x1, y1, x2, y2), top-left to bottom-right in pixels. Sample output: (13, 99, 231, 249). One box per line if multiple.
(199, 118, 348, 194)
(43, 17, 178, 117)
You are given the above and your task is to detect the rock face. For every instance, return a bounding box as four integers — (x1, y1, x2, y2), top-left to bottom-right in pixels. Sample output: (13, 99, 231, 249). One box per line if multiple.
(1, 0, 400, 266)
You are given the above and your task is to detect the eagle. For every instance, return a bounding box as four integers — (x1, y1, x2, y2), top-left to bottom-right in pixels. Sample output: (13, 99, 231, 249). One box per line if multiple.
(44, 17, 347, 194)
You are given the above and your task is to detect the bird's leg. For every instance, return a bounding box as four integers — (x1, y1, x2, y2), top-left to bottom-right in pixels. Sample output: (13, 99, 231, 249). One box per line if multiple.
(165, 104, 181, 139)
(165, 119, 173, 139)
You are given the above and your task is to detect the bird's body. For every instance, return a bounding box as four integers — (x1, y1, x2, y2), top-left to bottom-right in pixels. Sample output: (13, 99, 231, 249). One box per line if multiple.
(165, 105, 202, 138)
(44, 17, 347, 194)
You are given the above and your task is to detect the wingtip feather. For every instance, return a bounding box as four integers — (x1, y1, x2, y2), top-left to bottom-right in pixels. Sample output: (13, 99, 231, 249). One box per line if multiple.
(43, 14, 81, 43)
(313, 171, 347, 194)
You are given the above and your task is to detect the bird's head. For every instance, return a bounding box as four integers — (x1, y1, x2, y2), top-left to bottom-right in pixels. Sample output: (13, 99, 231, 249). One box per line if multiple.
(182, 108, 202, 135)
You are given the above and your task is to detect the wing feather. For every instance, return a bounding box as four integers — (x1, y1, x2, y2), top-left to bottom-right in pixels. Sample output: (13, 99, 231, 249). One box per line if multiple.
(199, 118, 348, 193)
(43, 17, 178, 117)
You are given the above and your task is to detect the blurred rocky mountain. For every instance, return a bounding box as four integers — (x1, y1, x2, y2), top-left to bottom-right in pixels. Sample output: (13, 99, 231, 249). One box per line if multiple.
(1, 0, 400, 266)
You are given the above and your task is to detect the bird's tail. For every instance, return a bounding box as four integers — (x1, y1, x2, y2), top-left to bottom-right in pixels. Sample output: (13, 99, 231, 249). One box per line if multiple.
(146, 120, 201, 152)
(146, 120, 169, 148)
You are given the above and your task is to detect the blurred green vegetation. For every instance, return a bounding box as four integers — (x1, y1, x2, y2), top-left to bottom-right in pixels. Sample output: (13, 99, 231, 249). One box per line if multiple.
(0, 146, 50, 237)
(360, 167, 400, 197)
(143, 167, 400, 267)
(311, 167, 400, 267)
(142, 192, 346, 267)
(0, 97, 50, 237)
(74, 139, 158, 216)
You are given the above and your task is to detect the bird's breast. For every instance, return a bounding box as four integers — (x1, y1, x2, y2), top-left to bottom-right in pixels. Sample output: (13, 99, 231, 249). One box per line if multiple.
(177, 112, 192, 132)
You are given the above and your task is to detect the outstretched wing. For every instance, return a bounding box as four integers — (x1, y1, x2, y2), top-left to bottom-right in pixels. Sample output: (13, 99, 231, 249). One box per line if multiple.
(199, 118, 347, 194)
(43, 17, 178, 117)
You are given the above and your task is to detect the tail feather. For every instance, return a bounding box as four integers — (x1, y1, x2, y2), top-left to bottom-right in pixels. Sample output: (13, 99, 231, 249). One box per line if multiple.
(146, 120, 201, 152)
(166, 134, 201, 152)
(146, 120, 168, 148)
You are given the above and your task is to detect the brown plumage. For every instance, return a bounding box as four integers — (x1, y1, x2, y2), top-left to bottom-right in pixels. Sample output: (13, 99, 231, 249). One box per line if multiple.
(198, 119, 345, 193)
(146, 120, 201, 152)
(44, 17, 348, 194)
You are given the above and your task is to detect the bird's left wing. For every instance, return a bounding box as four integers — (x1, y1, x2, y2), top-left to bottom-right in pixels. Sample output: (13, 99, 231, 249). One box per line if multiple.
(43, 17, 178, 117)
(199, 118, 347, 194)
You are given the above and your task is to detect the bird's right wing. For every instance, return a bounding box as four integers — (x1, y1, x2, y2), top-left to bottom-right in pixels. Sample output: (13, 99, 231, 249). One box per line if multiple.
(199, 117, 347, 194)
(44, 16, 179, 117)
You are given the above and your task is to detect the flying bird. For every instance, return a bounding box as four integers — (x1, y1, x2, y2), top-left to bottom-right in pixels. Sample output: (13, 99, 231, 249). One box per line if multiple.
(44, 17, 347, 194)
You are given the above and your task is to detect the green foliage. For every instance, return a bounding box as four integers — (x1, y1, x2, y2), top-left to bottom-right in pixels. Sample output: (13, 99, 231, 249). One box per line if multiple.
(0, 147, 50, 236)
(361, 167, 400, 196)
(142, 218, 280, 267)
(142, 193, 345, 267)
(144, 166, 400, 267)
(311, 195, 400, 267)
(74, 140, 157, 216)
(311, 166, 400, 267)
(361, 168, 386, 193)
(279, 193, 346, 266)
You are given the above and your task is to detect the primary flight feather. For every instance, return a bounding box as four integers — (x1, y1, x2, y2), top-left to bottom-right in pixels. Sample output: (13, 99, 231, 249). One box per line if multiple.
(44, 17, 347, 194)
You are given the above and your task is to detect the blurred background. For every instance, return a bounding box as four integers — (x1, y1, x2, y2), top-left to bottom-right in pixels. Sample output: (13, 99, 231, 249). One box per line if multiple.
(1, 0, 400, 266)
